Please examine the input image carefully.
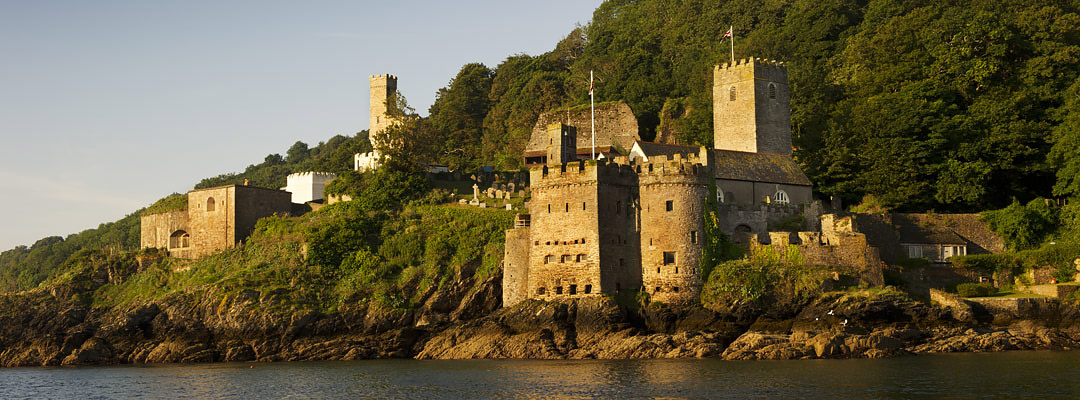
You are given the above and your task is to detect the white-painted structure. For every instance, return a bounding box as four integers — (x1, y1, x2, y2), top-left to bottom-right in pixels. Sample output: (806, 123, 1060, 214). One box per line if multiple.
(284, 172, 336, 204)
(354, 151, 382, 172)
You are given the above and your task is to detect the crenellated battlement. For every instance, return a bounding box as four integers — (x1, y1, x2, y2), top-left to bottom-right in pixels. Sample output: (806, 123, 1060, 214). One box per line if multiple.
(369, 74, 398, 81)
(286, 171, 337, 179)
(715, 57, 787, 71)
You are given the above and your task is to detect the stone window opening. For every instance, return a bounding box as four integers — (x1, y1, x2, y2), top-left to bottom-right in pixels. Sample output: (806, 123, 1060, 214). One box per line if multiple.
(561, 254, 572, 263)
(582, 202, 586, 211)
(768, 83, 777, 99)
(619, 258, 625, 267)
(615, 283, 621, 293)
(569, 285, 578, 295)
(565, 203, 569, 212)
(616, 201, 621, 214)
(665, 200, 673, 211)
(206, 197, 216, 212)
(169, 230, 190, 249)
(655, 286, 663, 293)
(584, 284, 592, 294)
(576, 254, 587, 262)
(729, 86, 736, 101)
(581, 238, 586, 244)
(556, 286, 563, 295)
(673, 287, 680, 293)
(538, 287, 546, 295)
(774, 190, 790, 205)
(545, 255, 555, 264)
(691, 231, 697, 244)
(656, 267, 661, 274)
(717, 189, 725, 204)
(548, 204, 551, 213)
(663, 251, 676, 265)
(675, 267, 679, 274)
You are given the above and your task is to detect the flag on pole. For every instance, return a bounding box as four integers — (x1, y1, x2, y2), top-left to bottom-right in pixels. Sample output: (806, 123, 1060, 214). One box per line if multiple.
(720, 27, 732, 42)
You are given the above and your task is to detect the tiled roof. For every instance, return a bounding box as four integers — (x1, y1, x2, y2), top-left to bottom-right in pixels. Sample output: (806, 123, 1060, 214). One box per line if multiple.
(894, 214, 967, 245)
(712, 150, 812, 186)
(634, 141, 700, 159)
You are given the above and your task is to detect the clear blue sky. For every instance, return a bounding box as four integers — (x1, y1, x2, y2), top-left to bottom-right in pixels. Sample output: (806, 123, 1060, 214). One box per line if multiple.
(0, 0, 604, 250)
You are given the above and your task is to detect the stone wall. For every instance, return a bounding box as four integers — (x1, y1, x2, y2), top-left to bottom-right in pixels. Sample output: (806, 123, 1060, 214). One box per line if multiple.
(755, 228, 885, 287)
(233, 186, 292, 246)
(638, 161, 709, 303)
(502, 227, 531, 307)
(526, 162, 607, 300)
(713, 59, 792, 156)
(369, 74, 397, 136)
(527, 102, 640, 156)
(141, 185, 292, 259)
(139, 210, 189, 258)
(187, 186, 233, 258)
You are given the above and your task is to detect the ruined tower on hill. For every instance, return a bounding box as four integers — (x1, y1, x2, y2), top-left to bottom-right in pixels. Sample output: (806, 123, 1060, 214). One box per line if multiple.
(713, 59, 792, 156)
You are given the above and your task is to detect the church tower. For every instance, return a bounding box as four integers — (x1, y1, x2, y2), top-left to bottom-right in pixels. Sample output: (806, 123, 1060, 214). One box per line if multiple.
(713, 59, 792, 156)
(369, 74, 398, 135)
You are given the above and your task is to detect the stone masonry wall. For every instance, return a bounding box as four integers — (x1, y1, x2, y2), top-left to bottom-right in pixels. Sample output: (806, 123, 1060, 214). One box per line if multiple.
(638, 161, 709, 303)
(527, 162, 604, 300)
(502, 227, 531, 307)
(713, 59, 792, 156)
(596, 164, 641, 294)
(233, 186, 292, 245)
(139, 210, 189, 257)
(187, 186, 233, 259)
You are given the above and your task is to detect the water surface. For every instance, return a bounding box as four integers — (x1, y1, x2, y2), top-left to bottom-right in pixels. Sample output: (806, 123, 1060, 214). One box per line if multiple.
(2, 351, 1078, 399)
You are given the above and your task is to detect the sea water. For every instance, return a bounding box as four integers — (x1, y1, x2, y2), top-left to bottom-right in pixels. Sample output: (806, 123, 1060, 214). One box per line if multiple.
(1, 351, 1078, 399)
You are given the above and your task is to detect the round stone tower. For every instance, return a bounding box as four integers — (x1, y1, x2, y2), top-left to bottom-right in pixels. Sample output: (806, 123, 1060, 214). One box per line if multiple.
(636, 154, 710, 303)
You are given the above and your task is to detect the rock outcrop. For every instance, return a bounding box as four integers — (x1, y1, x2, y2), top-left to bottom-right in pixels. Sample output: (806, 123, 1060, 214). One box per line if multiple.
(3, 259, 1080, 366)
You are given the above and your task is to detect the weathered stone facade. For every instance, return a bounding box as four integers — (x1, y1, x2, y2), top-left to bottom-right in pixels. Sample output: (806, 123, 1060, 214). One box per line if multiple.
(140, 185, 292, 259)
(524, 102, 641, 165)
(713, 58, 792, 156)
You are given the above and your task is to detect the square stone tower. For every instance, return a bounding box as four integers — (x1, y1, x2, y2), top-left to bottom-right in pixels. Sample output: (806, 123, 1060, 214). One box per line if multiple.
(713, 59, 792, 156)
(546, 123, 577, 164)
(369, 74, 398, 136)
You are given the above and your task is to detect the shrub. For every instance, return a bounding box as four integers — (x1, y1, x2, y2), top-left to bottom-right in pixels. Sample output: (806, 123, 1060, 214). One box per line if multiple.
(956, 282, 996, 297)
(982, 198, 1060, 251)
(949, 253, 1017, 274)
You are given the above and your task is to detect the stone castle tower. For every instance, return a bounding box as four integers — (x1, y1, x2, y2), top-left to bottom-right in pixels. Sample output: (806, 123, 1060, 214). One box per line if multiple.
(713, 59, 792, 156)
(369, 74, 398, 136)
(503, 149, 711, 307)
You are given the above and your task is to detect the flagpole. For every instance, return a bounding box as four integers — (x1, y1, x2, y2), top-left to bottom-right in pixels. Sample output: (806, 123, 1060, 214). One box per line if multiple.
(590, 70, 596, 160)
(730, 25, 735, 64)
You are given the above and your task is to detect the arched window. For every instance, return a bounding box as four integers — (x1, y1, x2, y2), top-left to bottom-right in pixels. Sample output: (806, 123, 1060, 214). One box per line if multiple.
(716, 189, 725, 204)
(169, 230, 190, 249)
(729, 86, 737, 101)
(206, 197, 216, 212)
(768, 83, 777, 100)
(774, 190, 790, 205)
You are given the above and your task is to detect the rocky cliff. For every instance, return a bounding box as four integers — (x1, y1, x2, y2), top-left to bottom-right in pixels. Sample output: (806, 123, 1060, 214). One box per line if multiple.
(2, 257, 1079, 367)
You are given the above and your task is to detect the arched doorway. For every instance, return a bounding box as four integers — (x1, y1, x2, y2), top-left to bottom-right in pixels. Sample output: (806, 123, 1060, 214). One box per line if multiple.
(169, 230, 190, 249)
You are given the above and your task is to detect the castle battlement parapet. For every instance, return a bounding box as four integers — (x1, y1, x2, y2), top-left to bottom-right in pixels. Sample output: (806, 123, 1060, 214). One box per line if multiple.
(369, 74, 398, 80)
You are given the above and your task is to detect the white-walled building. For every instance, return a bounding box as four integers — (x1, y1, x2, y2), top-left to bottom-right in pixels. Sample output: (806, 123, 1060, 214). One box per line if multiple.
(284, 172, 336, 204)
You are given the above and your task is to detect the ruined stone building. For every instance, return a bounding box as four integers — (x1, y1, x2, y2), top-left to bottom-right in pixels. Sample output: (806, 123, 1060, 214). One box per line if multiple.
(140, 185, 292, 259)
(523, 102, 642, 166)
(504, 58, 820, 307)
(354, 74, 398, 172)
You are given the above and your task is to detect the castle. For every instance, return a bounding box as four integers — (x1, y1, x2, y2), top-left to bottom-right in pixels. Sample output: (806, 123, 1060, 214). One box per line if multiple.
(503, 58, 815, 306)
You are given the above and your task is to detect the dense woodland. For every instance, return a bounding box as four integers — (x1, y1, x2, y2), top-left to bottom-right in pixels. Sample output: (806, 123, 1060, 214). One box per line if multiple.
(2, 0, 1080, 292)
